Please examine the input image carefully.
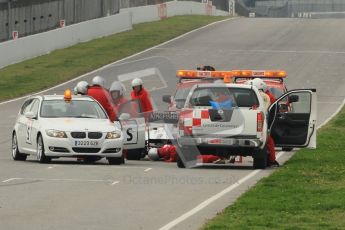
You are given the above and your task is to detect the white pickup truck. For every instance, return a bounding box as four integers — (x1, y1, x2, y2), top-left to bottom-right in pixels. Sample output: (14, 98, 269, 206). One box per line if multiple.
(176, 83, 317, 169)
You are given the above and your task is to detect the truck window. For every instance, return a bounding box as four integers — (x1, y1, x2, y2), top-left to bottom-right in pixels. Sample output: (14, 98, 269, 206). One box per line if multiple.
(188, 87, 259, 108)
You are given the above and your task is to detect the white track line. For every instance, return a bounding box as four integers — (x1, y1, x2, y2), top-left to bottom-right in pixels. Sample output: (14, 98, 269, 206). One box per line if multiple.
(159, 170, 260, 230)
(111, 181, 120, 186)
(152, 47, 345, 55)
(144, 168, 152, 172)
(0, 18, 234, 106)
(2, 178, 20, 183)
(317, 99, 345, 129)
(9, 178, 112, 183)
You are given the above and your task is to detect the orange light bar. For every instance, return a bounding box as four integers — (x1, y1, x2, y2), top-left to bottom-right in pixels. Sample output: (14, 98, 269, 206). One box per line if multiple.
(232, 70, 287, 78)
(64, 89, 72, 102)
(176, 70, 233, 79)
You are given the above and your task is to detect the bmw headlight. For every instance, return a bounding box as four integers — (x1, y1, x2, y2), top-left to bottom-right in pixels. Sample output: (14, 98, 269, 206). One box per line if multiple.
(46, 130, 67, 138)
(106, 131, 121, 139)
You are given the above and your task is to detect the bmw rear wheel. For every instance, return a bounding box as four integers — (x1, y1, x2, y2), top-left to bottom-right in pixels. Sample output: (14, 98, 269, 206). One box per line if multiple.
(176, 154, 185, 168)
(12, 133, 27, 161)
(37, 135, 51, 163)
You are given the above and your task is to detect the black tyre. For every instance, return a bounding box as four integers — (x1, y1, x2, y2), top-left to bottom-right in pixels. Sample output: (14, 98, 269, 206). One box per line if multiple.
(282, 147, 293, 152)
(253, 147, 268, 169)
(176, 154, 185, 168)
(12, 133, 27, 161)
(37, 135, 51, 163)
(107, 157, 122, 165)
(126, 149, 143, 160)
(83, 156, 101, 164)
(176, 145, 198, 168)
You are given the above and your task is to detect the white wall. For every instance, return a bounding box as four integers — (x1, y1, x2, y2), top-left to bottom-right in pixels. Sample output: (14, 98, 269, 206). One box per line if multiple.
(0, 2, 229, 69)
(166, 1, 207, 16)
(0, 12, 132, 69)
(120, 4, 160, 24)
(121, 2, 229, 24)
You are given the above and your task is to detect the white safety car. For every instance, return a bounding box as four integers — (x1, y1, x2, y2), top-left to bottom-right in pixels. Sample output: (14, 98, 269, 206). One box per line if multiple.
(12, 90, 124, 165)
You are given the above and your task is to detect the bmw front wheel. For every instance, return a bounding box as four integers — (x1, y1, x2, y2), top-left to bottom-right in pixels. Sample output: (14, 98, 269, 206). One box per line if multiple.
(37, 135, 51, 163)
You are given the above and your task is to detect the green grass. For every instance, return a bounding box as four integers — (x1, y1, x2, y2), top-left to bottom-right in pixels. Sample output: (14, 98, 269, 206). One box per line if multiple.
(0, 15, 227, 102)
(203, 107, 345, 230)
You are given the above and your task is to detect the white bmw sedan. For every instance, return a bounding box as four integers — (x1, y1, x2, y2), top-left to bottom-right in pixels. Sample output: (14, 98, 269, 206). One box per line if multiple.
(12, 93, 124, 165)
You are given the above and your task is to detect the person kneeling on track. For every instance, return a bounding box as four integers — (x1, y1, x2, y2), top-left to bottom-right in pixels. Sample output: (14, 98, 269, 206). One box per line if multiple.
(148, 146, 228, 164)
(148, 145, 177, 162)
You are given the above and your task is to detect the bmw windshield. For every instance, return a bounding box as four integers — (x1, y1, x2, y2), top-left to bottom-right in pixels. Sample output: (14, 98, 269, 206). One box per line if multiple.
(40, 100, 108, 119)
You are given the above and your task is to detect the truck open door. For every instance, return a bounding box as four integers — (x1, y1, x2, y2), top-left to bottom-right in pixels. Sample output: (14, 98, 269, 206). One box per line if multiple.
(268, 89, 317, 149)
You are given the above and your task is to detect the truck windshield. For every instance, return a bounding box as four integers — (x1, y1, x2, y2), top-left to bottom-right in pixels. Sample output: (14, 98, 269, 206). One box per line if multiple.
(189, 87, 259, 108)
(174, 88, 191, 109)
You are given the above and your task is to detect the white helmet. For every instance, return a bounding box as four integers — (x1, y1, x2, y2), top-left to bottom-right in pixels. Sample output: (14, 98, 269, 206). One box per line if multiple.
(73, 86, 78, 95)
(131, 78, 143, 87)
(244, 79, 254, 86)
(252, 78, 267, 92)
(110, 81, 126, 96)
(92, 76, 106, 87)
(148, 148, 160, 161)
(75, 81, 89, 95)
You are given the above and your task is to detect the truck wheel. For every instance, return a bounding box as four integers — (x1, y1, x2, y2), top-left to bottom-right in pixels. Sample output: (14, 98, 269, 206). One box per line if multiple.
(177, 155, 185, 168)
(253, 147, 268, 169)
(282, 147, 293, 152)
(126, 149, 143, 160)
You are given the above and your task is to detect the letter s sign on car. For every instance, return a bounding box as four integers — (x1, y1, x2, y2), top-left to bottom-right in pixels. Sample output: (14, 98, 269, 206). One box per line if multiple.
(122, 120, 138, 145)
(126, 128, 133, 142)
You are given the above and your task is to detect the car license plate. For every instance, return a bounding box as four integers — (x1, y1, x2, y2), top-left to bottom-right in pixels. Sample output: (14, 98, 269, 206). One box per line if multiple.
(74, 140, 99, 147)
(208, 138, 234, 145)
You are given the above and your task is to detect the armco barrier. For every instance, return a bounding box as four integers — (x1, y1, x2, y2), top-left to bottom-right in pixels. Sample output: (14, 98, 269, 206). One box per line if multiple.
(0, 12, 132, 69)
(0, 2, 229, 69)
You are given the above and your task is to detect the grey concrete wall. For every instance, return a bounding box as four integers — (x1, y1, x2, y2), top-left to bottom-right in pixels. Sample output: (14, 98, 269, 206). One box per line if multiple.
(0, 1, 229, 69)
(120, 1, 228, 24)
(120, 4, 161, 24)
(0, 12, 132, 69)
(0, 0, 120, 42)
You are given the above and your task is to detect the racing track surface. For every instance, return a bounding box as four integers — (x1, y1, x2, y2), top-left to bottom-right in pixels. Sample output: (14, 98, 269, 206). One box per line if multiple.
(1, 18, 345, 230)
